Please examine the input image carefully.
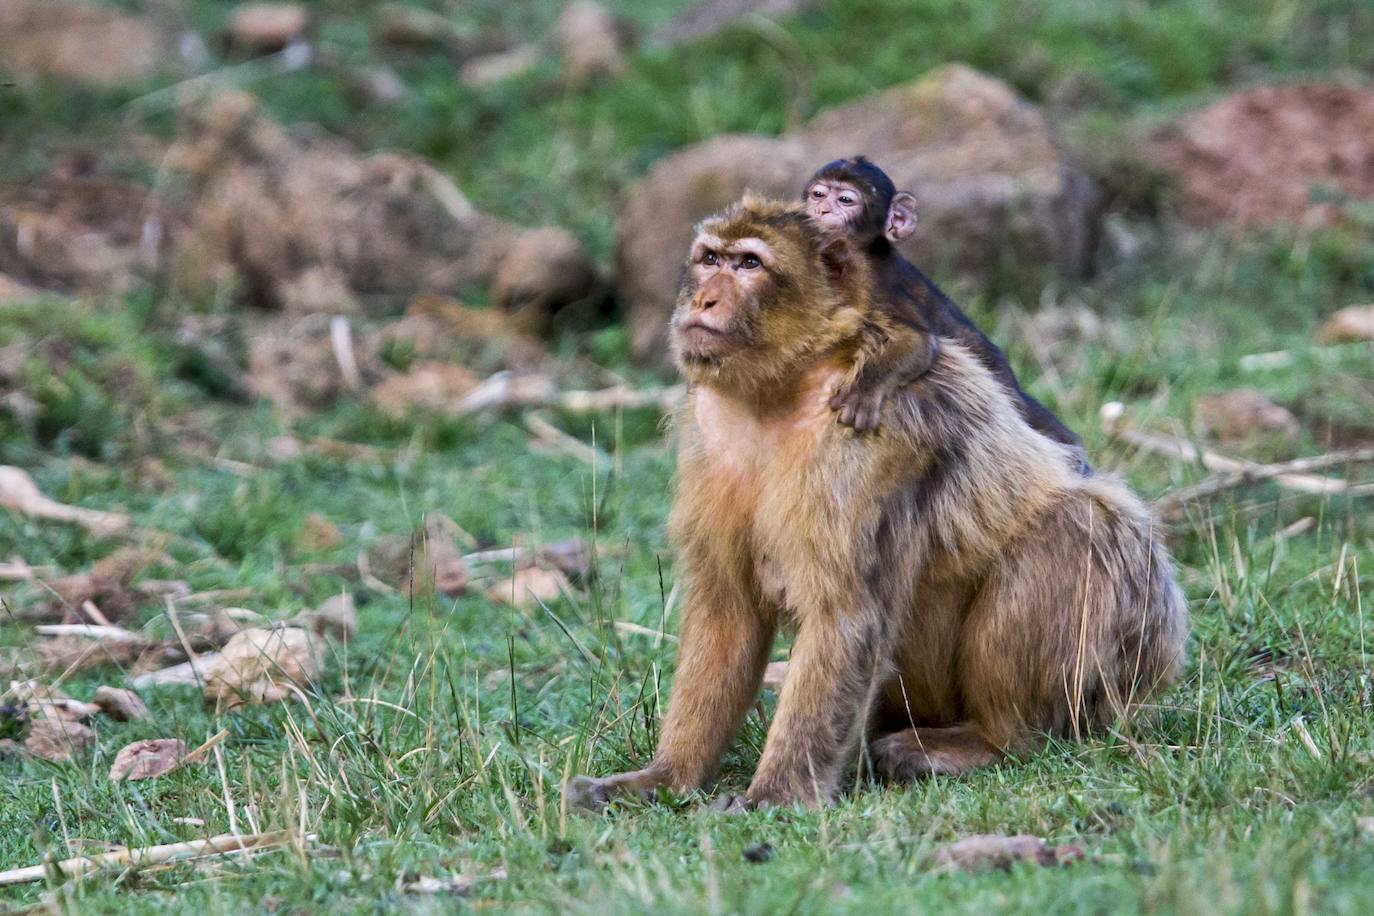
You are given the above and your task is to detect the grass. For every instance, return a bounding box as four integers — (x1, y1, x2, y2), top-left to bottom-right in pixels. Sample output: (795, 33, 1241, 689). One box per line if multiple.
(1, 0, 1374, 912)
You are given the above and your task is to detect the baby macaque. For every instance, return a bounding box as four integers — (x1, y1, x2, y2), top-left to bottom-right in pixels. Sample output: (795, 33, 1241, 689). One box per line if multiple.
(804, 156, 1088, 470)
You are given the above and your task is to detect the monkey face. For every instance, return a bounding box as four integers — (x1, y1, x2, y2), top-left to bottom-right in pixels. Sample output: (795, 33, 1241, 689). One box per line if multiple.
(671, 232, 776, 366)
(803, 180, 866, 233)
(671, 198, 870, 392)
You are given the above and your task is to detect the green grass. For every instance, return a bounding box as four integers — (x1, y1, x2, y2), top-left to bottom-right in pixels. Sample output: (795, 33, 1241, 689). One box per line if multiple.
(2, 0, 1374, 912)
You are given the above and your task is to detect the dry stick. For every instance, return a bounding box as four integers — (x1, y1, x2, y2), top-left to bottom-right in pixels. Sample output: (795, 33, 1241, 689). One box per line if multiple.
(34, 624, 146, 645)
(1101, 404, 1374, 515)
(457, 371, 684, 414)
(329, 316, 364, 392)
(0, 830, 308, 887)
(1157, 446, 1374, 516)
(0, 466, 130, 537)
(524, 412, 607, 467)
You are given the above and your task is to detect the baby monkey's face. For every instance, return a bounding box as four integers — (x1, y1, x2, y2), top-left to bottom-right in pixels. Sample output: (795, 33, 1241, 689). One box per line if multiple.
(804, 180, 866, 232)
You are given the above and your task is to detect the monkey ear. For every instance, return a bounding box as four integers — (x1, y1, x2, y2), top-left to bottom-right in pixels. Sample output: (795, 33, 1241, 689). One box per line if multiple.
(885, 191, 919, 243)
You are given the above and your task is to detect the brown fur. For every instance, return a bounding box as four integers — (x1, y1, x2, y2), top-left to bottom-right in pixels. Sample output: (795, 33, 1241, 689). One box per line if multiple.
(564, 198, 1186, 811)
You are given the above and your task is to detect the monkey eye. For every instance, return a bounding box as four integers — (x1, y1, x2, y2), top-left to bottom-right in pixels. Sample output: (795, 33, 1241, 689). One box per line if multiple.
(701, 251, 719, 266)
(739, 254, 761, 270)
(838, 194, 855, 205)
(809, 187, 825, 199)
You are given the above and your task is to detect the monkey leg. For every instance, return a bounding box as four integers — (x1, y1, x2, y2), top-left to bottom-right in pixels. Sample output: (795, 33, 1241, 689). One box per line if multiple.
(564, 577, 777, 810)
(869, 723, 1002, 778)
(746, 607, 889, 808)
(957, 486, 1186, 753)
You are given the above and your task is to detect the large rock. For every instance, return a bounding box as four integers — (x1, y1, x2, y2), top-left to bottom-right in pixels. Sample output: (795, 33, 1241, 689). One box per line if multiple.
(164, 91, 520, 311)
(616, 64, 1103, 361)
(0, 0, 168, 87)
(1156, 82, 1374, 229)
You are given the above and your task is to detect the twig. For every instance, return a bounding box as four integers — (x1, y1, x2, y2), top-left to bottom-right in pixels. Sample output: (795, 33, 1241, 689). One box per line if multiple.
(457, 372, 684, 414)
(129, 654, 219, 689)
(1157, 446, 1374, 516)
(34, 624, 146, 645)
(1101, 403, 1351, 496)
(524, 412, 606, 466)
(0, 466, 130, 537)
(0, 830, 309, 887)
(329, 316, 363, 392)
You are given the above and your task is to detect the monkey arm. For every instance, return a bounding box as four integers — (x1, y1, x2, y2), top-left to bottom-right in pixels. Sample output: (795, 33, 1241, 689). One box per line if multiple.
(564, 570, 776, 809)
(831, 322, 940, 434)
(746, 604, 890, 808)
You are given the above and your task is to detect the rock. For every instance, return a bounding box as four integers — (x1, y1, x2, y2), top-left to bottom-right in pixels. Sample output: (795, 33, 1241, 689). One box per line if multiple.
(204, 626, 324, 709)
(164, 91, 522, 312)
(932, 834, 1083, 871)
(616, 64, 1102, 361)
(370, 362, 479, 416)
(492, 228, 600, 334)
(224, 4, 310, 57)
(25, 718, 95, 762)
(485, 565, 571, 609)
(0, 0, 168, 87)
(346, 65, 410, 104)
(374, 4, 462, 50)
(653, 0, 815, 46)
(3, 680, 99, 722)
(409, 516, 472, 598)
(556, 2, 629, 87)
(296, 592, 357, 641)
(93, 686, 150, 722)
(245, 314, 381, 415)
(1316, 304, 1374, 344)
(1194, 389, 1300, 447)
(460, 46, 540, 87)
(1156, 82, 1374, 229)
(108, 738, 188, 781)
(41, 546, 164, 622)
(0, 274, 37, 304)
(301, 513, 342, 551)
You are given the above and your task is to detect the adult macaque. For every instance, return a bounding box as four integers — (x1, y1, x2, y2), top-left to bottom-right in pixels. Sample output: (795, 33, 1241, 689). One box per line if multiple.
(565, 197, 1185, 811)
(804, 156, 1088, 470)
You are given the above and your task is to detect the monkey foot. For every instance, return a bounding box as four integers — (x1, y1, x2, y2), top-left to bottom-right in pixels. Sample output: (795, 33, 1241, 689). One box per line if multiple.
(708, 793, 753, 815)
(563, 775, 613, 812)
(870, 726, 1002, 780)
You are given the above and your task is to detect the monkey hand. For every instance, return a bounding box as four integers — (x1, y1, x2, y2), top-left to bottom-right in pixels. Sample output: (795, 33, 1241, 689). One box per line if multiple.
(829, 380, 888, 434)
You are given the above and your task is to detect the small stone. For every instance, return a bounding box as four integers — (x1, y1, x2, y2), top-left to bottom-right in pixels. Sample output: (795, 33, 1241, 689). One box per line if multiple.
(93, 686, 150, 722)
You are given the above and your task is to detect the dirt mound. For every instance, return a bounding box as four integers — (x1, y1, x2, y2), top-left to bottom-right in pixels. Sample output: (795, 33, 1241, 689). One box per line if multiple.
(164, 91, 597, 326)
(1157, 82, 1374, 229)
(0, 172, 167, 295)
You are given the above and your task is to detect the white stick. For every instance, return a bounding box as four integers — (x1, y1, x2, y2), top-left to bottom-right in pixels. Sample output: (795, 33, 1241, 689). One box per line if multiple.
(0, 830, 309, 886)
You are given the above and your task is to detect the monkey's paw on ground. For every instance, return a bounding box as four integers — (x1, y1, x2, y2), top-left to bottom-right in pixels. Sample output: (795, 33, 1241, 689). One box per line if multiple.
(563, 773, 661, 811)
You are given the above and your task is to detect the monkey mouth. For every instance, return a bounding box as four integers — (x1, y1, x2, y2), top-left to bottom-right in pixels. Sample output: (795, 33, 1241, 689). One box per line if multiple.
(676, 320, 728, 348)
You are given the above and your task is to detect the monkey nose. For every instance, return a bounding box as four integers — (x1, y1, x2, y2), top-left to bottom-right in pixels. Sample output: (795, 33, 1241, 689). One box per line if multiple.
(699, 296, 718, 310)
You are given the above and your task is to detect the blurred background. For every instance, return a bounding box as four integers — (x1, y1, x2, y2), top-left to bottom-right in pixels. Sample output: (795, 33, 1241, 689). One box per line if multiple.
(1, 1, 1374, 908)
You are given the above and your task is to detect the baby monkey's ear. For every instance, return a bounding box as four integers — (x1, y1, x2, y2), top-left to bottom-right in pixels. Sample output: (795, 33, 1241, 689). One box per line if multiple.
(885, 191, 919, 243)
